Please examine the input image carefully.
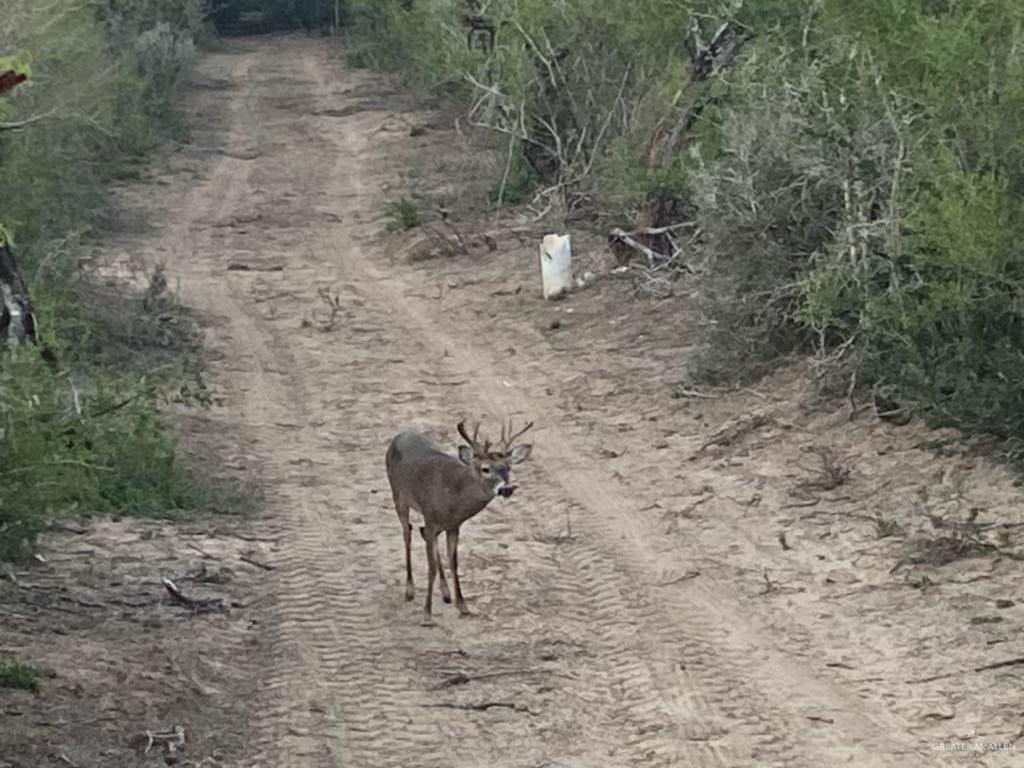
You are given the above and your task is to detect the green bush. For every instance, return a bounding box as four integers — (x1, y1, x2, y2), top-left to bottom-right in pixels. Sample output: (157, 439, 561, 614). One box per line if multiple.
(384, 197, 421, 231)
(347, 0, 1024, 451)
(0, 661, 41, 693)
(0, 1, 225, 560)
(689, 38, 907, 383)
(0, 346, 217, 561)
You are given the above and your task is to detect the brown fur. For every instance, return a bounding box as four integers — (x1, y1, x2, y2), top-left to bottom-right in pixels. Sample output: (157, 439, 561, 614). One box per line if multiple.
(385, 424, 532, 623)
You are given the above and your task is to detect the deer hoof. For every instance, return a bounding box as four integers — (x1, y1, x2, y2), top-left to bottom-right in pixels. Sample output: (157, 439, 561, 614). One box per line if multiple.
(404, 584, 415, 601)
(457, 603, 473, 617)
(420, 612, 435, 627)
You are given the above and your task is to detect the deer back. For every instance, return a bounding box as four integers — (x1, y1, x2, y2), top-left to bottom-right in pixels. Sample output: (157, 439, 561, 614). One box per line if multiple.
(386, 432, 494, 527)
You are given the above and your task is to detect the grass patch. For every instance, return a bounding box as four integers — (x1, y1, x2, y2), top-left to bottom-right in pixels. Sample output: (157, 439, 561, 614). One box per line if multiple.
(384, 197, 421, 231)
(0, 3, 247, 561)
(0, 661, 41, 693)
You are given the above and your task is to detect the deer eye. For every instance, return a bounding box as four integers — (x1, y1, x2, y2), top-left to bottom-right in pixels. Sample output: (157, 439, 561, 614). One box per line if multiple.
(480, 466, 492, 475)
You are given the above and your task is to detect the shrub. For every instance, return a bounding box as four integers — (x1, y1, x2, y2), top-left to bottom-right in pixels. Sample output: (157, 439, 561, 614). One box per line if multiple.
(0, 661, 41, 693)
(0, 345, 217, 561)
(0, 1, 224, 560)
(689, 40, 907, 383)
(349, 0, 1024, 451)
(384, 197, 421, 231)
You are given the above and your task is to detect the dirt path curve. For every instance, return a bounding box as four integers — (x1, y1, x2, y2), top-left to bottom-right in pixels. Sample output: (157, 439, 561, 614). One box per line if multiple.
(154, 36, 944, 767)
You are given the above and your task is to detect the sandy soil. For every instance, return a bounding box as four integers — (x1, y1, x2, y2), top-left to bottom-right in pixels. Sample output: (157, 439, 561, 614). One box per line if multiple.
(3, 34, 1023, 768)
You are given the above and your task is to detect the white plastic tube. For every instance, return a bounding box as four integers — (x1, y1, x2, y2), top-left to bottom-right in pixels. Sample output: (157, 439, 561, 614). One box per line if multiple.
(539, 233, 573, 300)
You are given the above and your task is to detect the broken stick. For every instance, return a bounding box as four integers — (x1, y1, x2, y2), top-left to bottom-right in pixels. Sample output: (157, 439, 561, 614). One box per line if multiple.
(161, 577, 227, 614)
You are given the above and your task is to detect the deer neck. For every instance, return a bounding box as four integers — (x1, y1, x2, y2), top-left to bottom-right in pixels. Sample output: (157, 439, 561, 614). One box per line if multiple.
(452, 465, 497, 524)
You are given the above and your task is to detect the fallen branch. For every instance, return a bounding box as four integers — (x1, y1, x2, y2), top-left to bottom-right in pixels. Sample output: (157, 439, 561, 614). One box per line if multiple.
(906, 671, 957, 684)
(422, 701, 539, 716)
(693, 412, 774, 457)
(608, 227, 667, 268)
(161, 577, 227, 614)
(226, 262, 284, 272)
(622, 222, 698, 237)
(433, 668, 553, 689)
(975, 656, 1024, 673)
(0, 113, 56, 132)
(239, 554, 275, 571)
(314, 286, 344, 331)
(142, 725, 186, 756)
(187, 543, 220, 560)
(672, 387, 719, 400)
(85, 387, 154, 420)
(782, 496, 821, 509)
(655, 570, 702, 586)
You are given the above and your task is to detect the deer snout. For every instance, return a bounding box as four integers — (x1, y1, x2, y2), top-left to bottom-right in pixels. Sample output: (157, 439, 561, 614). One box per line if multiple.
(493, 468, 517, 498)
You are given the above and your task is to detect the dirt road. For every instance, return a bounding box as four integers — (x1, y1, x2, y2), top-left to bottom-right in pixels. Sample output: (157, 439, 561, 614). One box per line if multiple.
(111, 35, 1021, 767)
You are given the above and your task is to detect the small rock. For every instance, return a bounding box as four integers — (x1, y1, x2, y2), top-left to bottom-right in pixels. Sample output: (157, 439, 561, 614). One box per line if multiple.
(995, 599, 1015, 609)
(549, 318, 561, 330)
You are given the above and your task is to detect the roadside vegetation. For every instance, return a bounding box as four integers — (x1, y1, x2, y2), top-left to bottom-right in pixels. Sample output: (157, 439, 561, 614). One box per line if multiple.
(343, 0, 1024, 459)
(0, 659, 42, 693)
(0, 1, 224, 560)
(4, 0, 1020, 549)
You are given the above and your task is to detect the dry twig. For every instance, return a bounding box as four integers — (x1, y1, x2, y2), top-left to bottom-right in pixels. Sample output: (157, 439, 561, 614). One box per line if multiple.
(314, 286, 344, 331)
(161, 577, 227, 614)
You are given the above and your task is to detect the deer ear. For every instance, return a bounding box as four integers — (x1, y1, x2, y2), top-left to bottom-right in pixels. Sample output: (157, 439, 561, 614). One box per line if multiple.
(508, 443, 532, 464)
(457, 445, 475, 464)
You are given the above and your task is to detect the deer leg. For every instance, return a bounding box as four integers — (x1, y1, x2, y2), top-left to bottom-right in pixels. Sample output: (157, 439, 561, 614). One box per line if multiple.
(397, 504, 413, 601)
(446, 528, 471, 616)
(435, 536, 452, 604)
(421, 526, 439, 625)
(420, 526, 451, 603)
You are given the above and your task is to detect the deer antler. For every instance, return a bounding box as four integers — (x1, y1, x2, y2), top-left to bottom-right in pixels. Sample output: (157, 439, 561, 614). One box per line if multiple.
(457, 420, 487, 456)
(499, 418, 534, 454)
(460, 418, 532, 457)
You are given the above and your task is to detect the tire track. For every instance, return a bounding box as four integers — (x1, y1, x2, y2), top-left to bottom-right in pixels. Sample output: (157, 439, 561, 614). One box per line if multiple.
(165, 35, 938, 768)
(344, 144, 929, 765)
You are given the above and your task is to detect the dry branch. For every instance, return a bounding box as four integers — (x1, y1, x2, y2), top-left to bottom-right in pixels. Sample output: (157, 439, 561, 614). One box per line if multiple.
(422, 701, 539, 716)
(693, 412, 774, 457)
(433, 668, 554, 689)
(314, 286, 343, 331)
(655, 570, 702, 586)
(608, 227, 666, 268)
(796, 448, 851, 492)
(239, 554, 274, 571)
(975, 656, 1024, 673)
(141, 725, 186, 756)
(161, 577, 227, 614)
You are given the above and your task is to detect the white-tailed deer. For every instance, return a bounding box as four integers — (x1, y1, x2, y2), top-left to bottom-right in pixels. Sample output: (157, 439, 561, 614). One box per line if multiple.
(385, 419, 533, 624)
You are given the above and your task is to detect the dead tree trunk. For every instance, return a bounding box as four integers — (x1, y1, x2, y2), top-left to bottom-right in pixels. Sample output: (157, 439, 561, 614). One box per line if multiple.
(641, 20, 751, 256)
(0, 240, 59, 366)
(522, 46, 574, 185)
(0, 240, 38, 348)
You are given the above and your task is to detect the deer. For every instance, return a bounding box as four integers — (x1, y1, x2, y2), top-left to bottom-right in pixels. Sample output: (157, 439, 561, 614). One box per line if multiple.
(385, 418, 533, 624)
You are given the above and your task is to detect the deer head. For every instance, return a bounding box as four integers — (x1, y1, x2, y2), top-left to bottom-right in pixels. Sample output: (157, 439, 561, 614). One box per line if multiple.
(456, 418, 533, 498)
